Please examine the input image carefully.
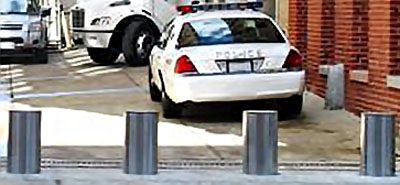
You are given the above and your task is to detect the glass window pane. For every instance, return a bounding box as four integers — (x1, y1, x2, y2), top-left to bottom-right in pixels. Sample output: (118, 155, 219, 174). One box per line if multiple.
(178, 18, 285, 47)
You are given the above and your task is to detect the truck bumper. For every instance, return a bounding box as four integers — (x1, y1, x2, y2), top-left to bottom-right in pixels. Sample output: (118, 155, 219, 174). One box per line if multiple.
(74, 30, 113, 48)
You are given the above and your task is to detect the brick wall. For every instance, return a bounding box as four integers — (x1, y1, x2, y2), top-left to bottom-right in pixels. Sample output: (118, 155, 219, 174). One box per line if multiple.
(304, 0, 335, 97)
(366, 0, 400, 116)
(289, 0, 307, 57)
(289, 0, 400, 124)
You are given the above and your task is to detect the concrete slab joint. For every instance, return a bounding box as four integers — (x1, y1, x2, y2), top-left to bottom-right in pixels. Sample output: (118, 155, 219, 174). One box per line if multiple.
(387, 75, 400, 89)
(350, 70, 369, 83)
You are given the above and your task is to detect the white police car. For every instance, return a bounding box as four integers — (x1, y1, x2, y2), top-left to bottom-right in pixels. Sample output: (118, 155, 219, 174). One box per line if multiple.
(149, 2, 305, 118)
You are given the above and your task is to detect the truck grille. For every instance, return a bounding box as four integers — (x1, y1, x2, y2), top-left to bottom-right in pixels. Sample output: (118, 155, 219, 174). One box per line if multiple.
(72, 9, 85, 28)
(0, 37, 24, 44)
(0, 24, 23, 30)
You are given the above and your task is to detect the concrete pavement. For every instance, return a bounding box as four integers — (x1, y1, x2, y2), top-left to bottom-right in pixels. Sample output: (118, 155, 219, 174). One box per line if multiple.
(0, 48, 399, 161)
(0, 169, 400, 185)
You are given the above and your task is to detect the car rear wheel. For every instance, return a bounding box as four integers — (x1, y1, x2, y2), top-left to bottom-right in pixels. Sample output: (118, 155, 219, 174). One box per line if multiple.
(148, 67, 162, 102)
(279, 95, 303, 116)
(162, 92, 182, 119)
(122, 21, 157, 66)
(87, 48, 119, 65)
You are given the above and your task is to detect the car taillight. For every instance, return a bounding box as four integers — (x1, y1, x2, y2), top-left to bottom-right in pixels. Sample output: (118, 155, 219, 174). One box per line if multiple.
(175, 55, 198, 74)
(283, 49, 303, 70)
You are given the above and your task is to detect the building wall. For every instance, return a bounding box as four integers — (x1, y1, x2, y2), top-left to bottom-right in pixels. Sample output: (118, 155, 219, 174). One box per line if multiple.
(277, 0, 289, 32)
(289, 0, 400, 125)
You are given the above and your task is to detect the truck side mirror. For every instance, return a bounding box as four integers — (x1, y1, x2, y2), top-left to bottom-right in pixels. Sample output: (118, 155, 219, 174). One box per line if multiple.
(41, 8, 51, 17)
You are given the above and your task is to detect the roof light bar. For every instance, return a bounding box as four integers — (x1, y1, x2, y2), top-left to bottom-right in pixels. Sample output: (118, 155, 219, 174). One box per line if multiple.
(177, 2, 263, 14)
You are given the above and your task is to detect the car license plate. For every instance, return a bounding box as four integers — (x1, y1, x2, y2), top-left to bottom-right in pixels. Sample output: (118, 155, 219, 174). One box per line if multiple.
(229, 62, 252, 73)
(0, 42, 15, 50)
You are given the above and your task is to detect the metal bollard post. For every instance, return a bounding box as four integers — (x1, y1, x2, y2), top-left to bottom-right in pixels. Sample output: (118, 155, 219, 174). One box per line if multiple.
(360, 112, 396, 177)
(243, 110, 278, 175)
(7, 111, 41, 174)
(124, 111, 158, 175)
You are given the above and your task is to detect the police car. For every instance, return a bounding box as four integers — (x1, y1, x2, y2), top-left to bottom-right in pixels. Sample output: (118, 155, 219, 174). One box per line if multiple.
(149, 2, 306, 118)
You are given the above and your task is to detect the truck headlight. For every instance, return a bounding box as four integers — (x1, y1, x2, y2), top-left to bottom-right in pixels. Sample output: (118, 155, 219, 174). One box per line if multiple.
(91, 17, 112, 26)
(29, 23, 42, 32)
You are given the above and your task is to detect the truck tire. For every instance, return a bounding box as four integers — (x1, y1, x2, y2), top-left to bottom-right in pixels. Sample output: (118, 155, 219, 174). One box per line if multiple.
(122, 21, 156, 66)
(162, 92, 182, 119)
(148, 67, 162, 102)
(35, 49, 48, 64)
(279, 95, 303, 116)
(87, 48, 119, 65)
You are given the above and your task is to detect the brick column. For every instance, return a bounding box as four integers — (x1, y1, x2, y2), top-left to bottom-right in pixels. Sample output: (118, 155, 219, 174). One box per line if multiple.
(334, 0, 370, 114)
(289, 0, 308, 58)
(306, 0, 335, 97)
(367, 0, 400, 114)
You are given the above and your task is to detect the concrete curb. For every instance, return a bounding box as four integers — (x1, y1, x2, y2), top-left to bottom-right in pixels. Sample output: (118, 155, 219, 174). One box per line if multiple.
(0, 169, 400, 185)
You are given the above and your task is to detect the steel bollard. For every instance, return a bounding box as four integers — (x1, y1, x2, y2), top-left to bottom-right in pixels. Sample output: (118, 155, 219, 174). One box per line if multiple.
(7, 111, 41, 174)
(243, 110, 278, 175)
(124, 111, 158, 175)
(360, 112, 396, 177)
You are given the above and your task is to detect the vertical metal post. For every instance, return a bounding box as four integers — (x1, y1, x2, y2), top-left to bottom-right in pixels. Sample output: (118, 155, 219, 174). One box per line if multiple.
(243, 110, 278, 175)
(7, 111, 41, 174)
(360, 112, 396, 177)
(124, 111, 158, 175)
(325, 64, 345, 110)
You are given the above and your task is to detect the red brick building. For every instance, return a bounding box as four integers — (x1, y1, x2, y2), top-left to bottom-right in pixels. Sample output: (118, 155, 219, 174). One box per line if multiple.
(288, 0, 400, 124)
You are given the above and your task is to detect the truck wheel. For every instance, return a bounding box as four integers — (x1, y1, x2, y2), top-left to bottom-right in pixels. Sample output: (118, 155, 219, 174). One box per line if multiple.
(148, 67, 162, 102)
(279, 95, 303, 116)
(162, 92, 182, 119)
(87, 48, 119, 65)
(35, 49, 48, 64)
(122, 21, 156, 66)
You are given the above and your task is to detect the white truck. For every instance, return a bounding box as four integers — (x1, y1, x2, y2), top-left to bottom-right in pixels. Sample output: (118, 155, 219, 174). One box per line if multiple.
(70, 0, 190, 66)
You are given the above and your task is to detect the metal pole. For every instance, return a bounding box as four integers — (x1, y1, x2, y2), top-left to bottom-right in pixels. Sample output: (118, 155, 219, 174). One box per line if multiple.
(124, 110, 158, 175)
(360, 112, 396, 177)
(7, 111, 41, 174)
(243, 110, 278, 175)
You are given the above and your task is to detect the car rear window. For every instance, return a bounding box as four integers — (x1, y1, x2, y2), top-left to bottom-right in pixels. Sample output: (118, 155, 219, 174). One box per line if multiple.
(177, 18, 285, 47)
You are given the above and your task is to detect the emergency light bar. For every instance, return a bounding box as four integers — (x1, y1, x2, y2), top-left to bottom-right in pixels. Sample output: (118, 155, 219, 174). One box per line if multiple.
(177, 2, 263, 14)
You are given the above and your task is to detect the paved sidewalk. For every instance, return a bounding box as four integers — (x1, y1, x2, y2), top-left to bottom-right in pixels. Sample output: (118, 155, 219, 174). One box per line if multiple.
(0, 169, 400, 185)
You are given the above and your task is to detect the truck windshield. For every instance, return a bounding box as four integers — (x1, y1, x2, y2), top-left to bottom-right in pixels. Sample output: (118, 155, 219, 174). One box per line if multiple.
(0, 0, 39, 14)
(178, 18, 286, 47)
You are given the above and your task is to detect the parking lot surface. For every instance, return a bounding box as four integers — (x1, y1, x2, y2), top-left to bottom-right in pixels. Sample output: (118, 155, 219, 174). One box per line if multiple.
(0, 48, 398, 162)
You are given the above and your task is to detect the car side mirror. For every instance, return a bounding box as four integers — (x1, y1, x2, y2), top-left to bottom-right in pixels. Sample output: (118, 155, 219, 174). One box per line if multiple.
(41, 8, 51, 17)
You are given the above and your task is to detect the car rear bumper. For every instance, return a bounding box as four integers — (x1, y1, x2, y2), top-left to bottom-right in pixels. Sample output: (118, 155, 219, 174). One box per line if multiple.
(169, 71, 306, 104)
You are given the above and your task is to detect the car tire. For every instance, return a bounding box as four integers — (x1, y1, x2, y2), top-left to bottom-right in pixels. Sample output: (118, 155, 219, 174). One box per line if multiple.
(280, 95, 303, 116)
(148, 67, 162, 102)
(122, 21, 157, 66)
(35, 49, 48, 64)
(87, 48, 119, 65)
(162, 92, 182, 119)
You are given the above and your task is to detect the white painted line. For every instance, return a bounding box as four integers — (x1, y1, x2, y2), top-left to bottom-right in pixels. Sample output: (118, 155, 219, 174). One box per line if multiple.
(19, 75, 75, 81)
(13, 87, 144, 99)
